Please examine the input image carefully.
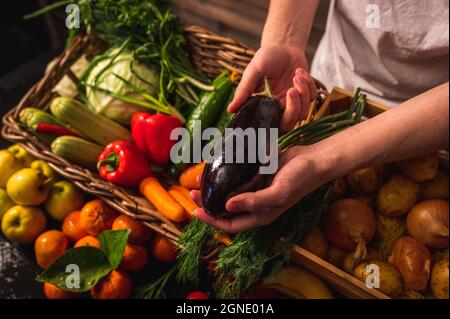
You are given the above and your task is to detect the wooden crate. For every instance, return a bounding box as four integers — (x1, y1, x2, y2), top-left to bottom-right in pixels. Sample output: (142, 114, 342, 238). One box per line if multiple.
(291, 87, 448, 299)
(290, 87, 392, 299)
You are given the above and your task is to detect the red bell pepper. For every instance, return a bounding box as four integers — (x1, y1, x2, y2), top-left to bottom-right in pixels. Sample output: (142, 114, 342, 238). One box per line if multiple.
(131, 113, 182, 165)
(97, 141, 152, 187)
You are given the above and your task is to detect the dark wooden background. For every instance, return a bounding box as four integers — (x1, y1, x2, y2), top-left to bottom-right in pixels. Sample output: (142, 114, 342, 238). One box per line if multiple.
(171, 0, 330, 61)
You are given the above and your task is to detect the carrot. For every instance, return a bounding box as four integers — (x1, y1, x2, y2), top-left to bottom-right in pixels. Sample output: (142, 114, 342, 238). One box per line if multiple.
(170, 185, 191, 199)
(212, 232, 232, 246)
(179, 162, 206, 189)
(168, 186, 198, 216)
(140, 177, 188, 223)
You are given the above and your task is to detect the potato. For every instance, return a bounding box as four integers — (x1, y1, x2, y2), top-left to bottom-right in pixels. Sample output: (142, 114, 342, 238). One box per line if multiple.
(332, 177, 348, 199)
(397, 153, 439, 182)
(353, 259, 403, 297)
(421, 170, 449, 200)
(299, 227, 329, 259)
(366, 248, 380, 260)
(343, 247, 379, 274)
(355, 195, 375, 209)
(431, 257, 449, 299)
(327, 247, 347, 268)
(377, 175, 420, 217)
(400, 288, 425, 299)
(347, 166, 384, 194)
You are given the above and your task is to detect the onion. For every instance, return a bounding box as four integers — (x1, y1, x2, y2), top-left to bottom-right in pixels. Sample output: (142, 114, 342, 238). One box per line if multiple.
(407, 200, 449, 248)
(388, 236, 431, 291)
(324, 198, 377, 251)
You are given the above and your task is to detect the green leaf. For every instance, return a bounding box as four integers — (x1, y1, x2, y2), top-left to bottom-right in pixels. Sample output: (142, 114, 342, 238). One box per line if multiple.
(36, 247, 112, 292)
(99, 229, 130, 269)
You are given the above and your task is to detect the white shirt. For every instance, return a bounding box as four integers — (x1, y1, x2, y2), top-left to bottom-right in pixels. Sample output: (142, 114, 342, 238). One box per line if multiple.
(311, 0, 449, 107)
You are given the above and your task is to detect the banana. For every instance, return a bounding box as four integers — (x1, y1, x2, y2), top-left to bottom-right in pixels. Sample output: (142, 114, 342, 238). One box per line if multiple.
(260, 266, 334, 299)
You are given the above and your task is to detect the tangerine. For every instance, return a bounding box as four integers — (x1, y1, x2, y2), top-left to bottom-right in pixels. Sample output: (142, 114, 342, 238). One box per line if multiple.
(120, 243, 149, 272)
(112, 215, 151, 244)
(34, 230, 69, 269)
(62, 210, 88, 242)
(74, 235, 101, 249)
(151, 234, 177, 263)
(79, 199, 116, 236)
(90, 270, 132, 299)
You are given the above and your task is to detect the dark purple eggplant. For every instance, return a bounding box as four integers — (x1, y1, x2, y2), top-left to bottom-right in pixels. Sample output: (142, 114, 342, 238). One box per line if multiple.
(201, 78, 283, 217)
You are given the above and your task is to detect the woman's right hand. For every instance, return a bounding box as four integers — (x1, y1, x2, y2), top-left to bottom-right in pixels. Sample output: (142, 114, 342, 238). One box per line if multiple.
(228, 45, 317, 131)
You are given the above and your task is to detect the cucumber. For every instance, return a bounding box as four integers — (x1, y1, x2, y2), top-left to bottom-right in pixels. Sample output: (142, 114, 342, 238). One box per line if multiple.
(171, 72, 233, 176)
(51, 136, 104, 170)
(214, 89, 235, 132)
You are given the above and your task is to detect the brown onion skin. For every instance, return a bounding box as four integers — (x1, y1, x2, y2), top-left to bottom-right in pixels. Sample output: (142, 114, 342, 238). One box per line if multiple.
(407, 200, 449, 249)
(324, 198, 377, 251)
(389, 236, 431, 291)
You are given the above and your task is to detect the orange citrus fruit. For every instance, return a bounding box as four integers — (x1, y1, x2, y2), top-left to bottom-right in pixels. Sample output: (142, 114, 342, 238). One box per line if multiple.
(62, 210, 88, 242)
(90, 270, 132, 299)
(79, 199, 116, 236)
(120, 243, 149, 272)
(43, 283, 78, 299)
(151, 234, 177, 263)
(112, 215, 151, 244)
(74, 235, 101, 249)
(34, 230, 69, 269)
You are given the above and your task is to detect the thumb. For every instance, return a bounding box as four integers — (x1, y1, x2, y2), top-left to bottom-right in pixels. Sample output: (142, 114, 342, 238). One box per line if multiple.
(228, 63, 262, 113)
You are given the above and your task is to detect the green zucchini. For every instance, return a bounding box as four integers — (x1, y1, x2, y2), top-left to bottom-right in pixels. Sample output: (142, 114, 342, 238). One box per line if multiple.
(51, 136, 103, 170)
(19, 108, 67, 145)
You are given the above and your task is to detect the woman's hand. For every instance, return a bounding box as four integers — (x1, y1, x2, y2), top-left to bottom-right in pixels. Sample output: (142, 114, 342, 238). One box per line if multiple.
(228, 45, 317, 131)
(190, 145, 332, 233)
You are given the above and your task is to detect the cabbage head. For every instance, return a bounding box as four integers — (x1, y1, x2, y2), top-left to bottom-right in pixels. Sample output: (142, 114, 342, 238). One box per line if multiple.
(86, 48, 159, 125)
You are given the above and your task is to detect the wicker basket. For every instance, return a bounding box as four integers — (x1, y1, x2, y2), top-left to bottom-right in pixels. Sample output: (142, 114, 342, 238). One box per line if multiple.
(4, 26, 329, 244)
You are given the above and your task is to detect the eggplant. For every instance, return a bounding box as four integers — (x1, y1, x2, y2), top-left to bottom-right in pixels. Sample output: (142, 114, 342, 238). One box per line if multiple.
(201, 78, 283, 217)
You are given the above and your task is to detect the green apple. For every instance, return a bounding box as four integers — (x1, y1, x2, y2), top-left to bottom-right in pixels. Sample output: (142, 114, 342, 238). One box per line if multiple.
(7, 145, 35, 167)
(44, 180, 85, 221)
(0, 149, 26, 187)
(0, 188, 15, 222)
(1, 205, 47, 244)
(6, 168, 51, 206)
(30, 160, 59, 186)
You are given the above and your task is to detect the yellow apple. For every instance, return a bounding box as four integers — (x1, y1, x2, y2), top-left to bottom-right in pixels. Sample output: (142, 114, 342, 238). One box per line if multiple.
(6, 168, 51, 206)
(1, 205, 47, 244)
(0, 149, 26, 187)
(45, 180, 85, 221)
(7, 145, 35, 167)
(0, 188, 15, 222)
(30, 160, 59, 186)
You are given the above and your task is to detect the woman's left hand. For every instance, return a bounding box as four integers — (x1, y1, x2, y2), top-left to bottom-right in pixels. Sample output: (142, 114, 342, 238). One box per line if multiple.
(190, 145, 332, 233)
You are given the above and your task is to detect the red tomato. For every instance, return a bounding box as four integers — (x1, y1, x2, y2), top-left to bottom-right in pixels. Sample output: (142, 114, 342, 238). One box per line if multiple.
(186, 291, 209, 299)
